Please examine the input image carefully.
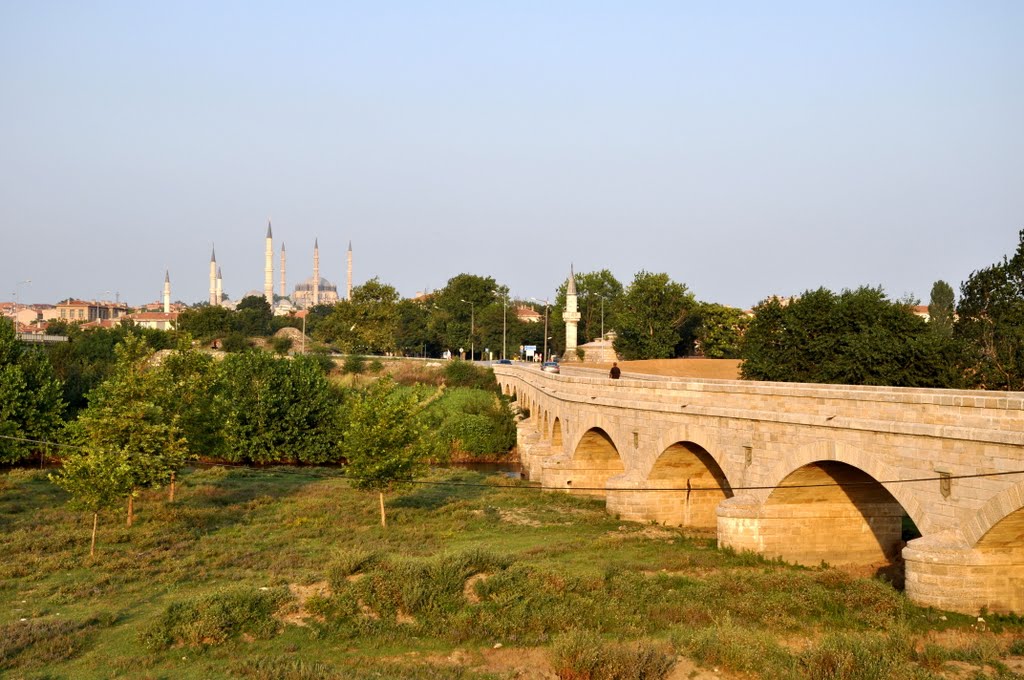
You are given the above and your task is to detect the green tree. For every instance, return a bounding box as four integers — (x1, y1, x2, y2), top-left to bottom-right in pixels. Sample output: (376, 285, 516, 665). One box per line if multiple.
(235, 296, 273, 337)
(69, 335, 188, 525)
(928, 280, 956, 336)
(683, 303, 751, 358)
(220, 352, 340, 464)
(46, 323, 175, 416)
(955, 230, 1024, 390)
(741, 287, 962, 387)
(429, 274, 498, 359)
(395, 298, 437, 357)
(613, 272, 696, 360)
(315, 279, 400, 354)
(157, 340, 228, 477)
(0, 318, 66, 463)
(49, 445, 134, 557)
(341, 377, 431, 527)
(176, 305, 235, 341)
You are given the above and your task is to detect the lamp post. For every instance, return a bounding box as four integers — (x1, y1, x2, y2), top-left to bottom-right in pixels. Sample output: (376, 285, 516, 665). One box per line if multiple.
(13, 280, 31, 330)
(530, 297, 549, 362)
(459, 299, 475, 361)
(494, 289, 508, 360)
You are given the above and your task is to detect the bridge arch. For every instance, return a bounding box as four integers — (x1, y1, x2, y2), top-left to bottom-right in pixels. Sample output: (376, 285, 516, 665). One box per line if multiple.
(756, 458, 908, 577)
(763, 440, 927, 536)
(644, 440, 733, 529)
(550, 418, 563, 451)
(964, 479, 1024, 549)
(557, 426, 625, 497)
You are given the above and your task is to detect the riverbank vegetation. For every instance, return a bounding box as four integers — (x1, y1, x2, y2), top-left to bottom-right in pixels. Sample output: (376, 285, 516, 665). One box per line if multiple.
(2, 466, 1022, 679)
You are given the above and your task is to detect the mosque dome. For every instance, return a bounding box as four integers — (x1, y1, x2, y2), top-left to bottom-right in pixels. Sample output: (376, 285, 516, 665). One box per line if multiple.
(293, 277, 338, 294)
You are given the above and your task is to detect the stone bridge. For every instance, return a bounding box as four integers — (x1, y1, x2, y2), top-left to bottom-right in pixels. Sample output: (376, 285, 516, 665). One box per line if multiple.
(493, 365, 1024, 615)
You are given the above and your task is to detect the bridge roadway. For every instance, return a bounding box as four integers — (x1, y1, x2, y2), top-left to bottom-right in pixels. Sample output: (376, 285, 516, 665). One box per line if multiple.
(493, 364, 1024, 615)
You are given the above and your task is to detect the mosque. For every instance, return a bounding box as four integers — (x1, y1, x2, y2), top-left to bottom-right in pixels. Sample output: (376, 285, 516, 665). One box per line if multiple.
(207, 221, 353, 313)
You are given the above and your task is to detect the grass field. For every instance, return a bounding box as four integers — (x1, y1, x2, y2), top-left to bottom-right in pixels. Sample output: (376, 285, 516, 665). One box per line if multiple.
(1, 466, 1022, 679)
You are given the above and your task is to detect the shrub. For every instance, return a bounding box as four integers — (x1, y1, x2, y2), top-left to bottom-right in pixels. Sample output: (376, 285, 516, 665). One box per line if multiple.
(799, 630, 914, 680)
(443, 360, 497, 391)
(222, 332, 251, 353)
(271, 335, 294, 355)
(551, 628, 675, 680)
(141, 586, 289, 649)
(343, 355, 367, 375)
(368, 359, 384, 373)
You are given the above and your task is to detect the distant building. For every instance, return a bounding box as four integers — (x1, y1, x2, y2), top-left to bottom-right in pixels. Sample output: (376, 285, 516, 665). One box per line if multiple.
(515, 305, 542, 323)
(123, 311, 178, 331)
(56, 299, 129, 323)
(911, 305, 930, 321)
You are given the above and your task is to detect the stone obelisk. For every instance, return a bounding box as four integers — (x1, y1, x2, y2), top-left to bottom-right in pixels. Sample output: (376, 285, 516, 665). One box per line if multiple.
(564, 265, 581, 361)
(264, 220, 274, 306)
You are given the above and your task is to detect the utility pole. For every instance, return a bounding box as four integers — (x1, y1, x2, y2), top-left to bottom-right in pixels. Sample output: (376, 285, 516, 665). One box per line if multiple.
(531, 297, 550, 362)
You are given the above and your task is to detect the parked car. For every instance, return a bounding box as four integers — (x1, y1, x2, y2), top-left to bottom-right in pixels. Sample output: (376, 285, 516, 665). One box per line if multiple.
(495, 359, 512, 365)
(541, 361, 560, 374)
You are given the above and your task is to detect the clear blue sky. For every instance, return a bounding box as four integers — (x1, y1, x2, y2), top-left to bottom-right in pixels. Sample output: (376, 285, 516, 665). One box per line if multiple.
(2, 1, 1022, 308)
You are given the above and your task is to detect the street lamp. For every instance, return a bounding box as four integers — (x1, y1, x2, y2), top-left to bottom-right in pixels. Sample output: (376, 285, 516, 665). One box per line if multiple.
(13, 280, 31, 331)
(530, 297, 549, 362)
(494, 289, 508, 360)
(459, 299, 475, 361)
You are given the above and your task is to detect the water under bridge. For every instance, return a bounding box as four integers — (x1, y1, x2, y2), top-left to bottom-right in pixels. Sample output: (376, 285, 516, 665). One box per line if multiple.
(493, 364, 1024, 615)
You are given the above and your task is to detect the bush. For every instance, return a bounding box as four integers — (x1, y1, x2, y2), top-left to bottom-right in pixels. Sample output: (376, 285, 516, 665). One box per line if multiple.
(271, 335, 294, 355)
(141, 586, 289, 649)
(424, 388, 516, 458)
(551, 628, 675, 680)
(368, 359, 384, 373)
(443, 360, 497, 391)
(799, 630, 914, 680)
(222, 332, 251, 353)
(343, 355, 367, 375)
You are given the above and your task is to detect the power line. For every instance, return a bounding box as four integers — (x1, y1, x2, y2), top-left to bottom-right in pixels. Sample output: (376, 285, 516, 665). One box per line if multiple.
(5, 434, 1023, 494)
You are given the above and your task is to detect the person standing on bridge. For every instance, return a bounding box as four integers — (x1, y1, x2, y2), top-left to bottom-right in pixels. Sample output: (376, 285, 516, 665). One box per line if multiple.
(609, 362, 621, 379)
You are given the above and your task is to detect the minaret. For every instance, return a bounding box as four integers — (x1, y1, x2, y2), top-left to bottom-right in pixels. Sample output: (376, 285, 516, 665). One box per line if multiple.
(216, 267, 223, 304)
(163, 271, 171, 314)
(312, 238, 320, 306)
(280, 242, 286, 299)
(209, 246, 217, 306)
(264, 220, 274, 306)
(564, 265, 581, 360)
(346, 241, 353, 301)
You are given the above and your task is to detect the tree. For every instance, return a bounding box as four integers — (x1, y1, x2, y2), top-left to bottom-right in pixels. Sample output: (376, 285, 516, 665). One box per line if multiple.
(0, 318, 66, 463)
(235, 296, 273, 337)
(176, 305, 235, 341)
(683, 303, 751, 358)
(928, 280, 956, 336)
(429, 274, 498, 359)
(156, 340, 229, 488)
(955, 230, 1024, 390)
(395, 298, 437, 357)
(220, 352, 341, 464)
(69, 335, 188, 525)
(741, 287, 962, 387)
(315, 278, 401, 354)
(50, 445, 134, 558)
(341, 377, 432, 527)
(613, 272, 696, 360)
